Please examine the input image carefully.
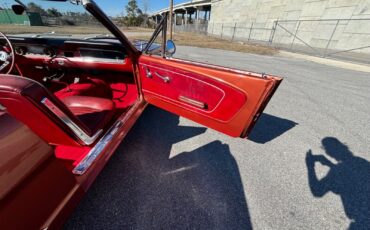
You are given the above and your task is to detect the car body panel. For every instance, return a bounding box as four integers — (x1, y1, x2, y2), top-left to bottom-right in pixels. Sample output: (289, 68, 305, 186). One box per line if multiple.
(0, 112, 84, 230)
(139, 55, 283, 137)
(75, 99, 147, 190)
(0, 100, 147, 229)
(0, 112, 51, 199)
(0, 1, 284, 229)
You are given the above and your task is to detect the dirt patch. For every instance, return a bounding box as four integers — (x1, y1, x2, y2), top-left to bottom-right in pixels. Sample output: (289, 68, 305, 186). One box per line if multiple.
(2, 25, 276, 55)
(128, 32, 277, 56)
(0, 24, 152, 35)
(174, 33, 277, 55)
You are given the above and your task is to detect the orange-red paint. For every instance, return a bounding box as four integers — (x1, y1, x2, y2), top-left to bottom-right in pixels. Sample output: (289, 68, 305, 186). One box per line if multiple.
(0, 41, 282, 230)
(139, 55, 283, 137)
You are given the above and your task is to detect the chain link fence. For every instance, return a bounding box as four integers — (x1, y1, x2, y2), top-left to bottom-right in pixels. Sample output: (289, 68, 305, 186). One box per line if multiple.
(174, 19, 209, 34)
(178, 19, 370, 64)
(208, 22, 275, 44)
(272, 19, 370, 63)
(41, 15, 102, 26)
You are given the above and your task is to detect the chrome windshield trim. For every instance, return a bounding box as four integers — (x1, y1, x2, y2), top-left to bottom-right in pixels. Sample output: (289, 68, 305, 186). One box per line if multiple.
(73, 120, 123, 175)
(41, 98, 102, 145)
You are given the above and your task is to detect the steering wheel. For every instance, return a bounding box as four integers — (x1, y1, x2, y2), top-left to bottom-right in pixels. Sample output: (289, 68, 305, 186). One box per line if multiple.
(0, 32, 15, 74)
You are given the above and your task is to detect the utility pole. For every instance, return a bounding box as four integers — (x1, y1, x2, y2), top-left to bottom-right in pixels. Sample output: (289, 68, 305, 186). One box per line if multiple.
(169, 0, 174, 40)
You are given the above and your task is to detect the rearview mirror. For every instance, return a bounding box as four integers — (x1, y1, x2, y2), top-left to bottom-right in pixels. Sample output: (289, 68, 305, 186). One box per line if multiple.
(165, 40, 176, 57)
(12, 5, 25, 15)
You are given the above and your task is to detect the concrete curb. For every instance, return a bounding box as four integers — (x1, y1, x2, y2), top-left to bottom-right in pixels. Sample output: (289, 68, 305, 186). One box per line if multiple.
(278, 51, 370, 74)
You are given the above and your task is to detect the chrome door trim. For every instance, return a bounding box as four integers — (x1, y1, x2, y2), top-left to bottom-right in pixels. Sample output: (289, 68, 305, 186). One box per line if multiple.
(179, 96, 207, 109)
(72, 100, 142, 175)
(41, 98, 102, 145)
(73, 120, 123, 175)
(0, 103, 6, 111)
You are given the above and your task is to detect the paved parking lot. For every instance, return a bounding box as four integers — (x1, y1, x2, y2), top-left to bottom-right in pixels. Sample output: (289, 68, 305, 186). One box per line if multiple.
(65, 47, 370, 230)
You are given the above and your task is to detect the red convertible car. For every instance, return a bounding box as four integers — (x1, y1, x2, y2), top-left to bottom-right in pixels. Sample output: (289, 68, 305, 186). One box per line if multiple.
(0, 0, 282, 229)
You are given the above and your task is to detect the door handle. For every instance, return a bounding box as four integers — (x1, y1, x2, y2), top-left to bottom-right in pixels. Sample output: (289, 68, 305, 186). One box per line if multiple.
(144, 67, 170, 83)
(154, 72, 170, 83)
(144, 67, 152, 78)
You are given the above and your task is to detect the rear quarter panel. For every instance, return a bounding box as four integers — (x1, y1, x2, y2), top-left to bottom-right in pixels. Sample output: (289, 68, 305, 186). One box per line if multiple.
(0, 112, 83, 230)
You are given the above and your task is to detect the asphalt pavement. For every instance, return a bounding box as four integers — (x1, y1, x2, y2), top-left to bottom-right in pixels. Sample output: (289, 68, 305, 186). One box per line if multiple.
(64, 46, 370, 230)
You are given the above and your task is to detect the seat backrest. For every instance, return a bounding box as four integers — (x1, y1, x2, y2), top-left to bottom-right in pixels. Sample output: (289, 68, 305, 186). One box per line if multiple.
(0, 74, 94, 146)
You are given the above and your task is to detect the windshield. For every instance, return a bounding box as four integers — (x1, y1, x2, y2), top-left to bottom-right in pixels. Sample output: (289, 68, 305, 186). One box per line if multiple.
(0, 0, 112, 38)
(0, 0, 153, 42)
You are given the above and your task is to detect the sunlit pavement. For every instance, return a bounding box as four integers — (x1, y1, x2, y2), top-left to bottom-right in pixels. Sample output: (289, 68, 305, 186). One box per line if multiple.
(65, 46, 370, 230)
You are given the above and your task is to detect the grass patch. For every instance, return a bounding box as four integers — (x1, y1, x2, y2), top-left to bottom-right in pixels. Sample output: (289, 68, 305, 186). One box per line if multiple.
(128, 32, 277, 56)
(1, 24, 276, 55)
(0, 24, 153, 35)
(173, 32, 277, 55)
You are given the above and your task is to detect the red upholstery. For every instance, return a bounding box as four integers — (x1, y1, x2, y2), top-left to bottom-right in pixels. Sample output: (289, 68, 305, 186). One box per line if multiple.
(0, 75, 116, 145)
(55, 78, 113, 100)
(0, 74, 82, 145)
(61, 96, 115, 134)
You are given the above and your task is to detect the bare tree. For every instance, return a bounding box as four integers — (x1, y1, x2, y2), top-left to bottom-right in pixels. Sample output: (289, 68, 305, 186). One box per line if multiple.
(141, 0, 150, 27)
(141, 0, 149, 14)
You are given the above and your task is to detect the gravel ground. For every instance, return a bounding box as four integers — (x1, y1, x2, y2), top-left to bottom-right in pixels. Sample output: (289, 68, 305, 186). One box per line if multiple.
(64, 46, 370, 230)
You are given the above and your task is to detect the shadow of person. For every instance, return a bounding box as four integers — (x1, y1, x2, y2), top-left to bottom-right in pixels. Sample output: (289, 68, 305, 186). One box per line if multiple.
(306, 137, 370, 230)
(64, 106, 252, 230)
(248, 113, 298, 144)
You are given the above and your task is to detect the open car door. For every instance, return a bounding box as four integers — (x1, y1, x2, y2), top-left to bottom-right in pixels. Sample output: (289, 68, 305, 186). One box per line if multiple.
(138, 55, 282, 138)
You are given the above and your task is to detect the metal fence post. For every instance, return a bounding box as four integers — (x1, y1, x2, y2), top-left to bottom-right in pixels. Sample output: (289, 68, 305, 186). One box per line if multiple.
(232, 22, 237, 41)
(290, 20, 301, 49)
(324, 19, 340, 57)
(248, 22, 253, 42)
(221, 23, 224, 39)
(269, 20, 278, 45)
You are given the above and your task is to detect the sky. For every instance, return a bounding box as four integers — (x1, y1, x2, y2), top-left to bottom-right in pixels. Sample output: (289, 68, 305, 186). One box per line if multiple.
(94, 0, 189, 16)
(1, 0, 189, 16)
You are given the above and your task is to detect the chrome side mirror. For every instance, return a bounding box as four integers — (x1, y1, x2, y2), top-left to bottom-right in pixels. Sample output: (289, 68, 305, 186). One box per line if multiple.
(165, 40, 176, 57)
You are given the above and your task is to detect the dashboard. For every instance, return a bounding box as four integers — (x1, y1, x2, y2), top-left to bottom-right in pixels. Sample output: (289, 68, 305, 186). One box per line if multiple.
(2, 36, 129, 64)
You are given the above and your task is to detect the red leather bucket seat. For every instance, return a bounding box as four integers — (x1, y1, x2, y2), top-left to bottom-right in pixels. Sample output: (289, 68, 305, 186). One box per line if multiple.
(0, 75, 115, 145)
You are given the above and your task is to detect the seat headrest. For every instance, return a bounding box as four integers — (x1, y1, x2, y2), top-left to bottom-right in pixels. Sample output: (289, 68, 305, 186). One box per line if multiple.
(0, 74, 93, 144)
(0, 74, 66, 110)
(0, 74, 50, 99)
(0, 74, 82, 146)
(0, 74, 37, 93)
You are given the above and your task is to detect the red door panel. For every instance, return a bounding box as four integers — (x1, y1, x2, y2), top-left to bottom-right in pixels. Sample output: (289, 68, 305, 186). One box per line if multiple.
(140, 61, 247, 122)
(138, 55, 283, 138)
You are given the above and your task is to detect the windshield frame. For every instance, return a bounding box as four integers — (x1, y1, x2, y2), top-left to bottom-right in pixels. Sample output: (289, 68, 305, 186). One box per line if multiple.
(75, 0, 140, 59)
(6, 0, 141, 59)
